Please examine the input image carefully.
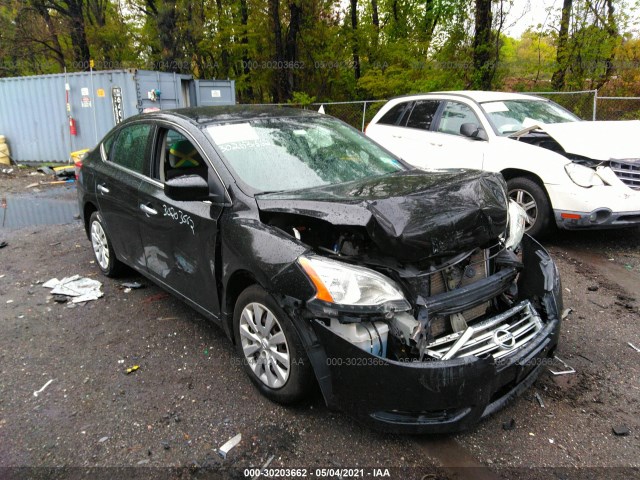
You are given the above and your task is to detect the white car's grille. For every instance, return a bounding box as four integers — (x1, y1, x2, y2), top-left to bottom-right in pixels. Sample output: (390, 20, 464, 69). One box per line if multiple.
(424, 301, 543, 360)
(610, 160, 640, 190)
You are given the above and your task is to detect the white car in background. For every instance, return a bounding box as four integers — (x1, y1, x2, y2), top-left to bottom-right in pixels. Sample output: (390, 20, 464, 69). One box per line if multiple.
(366, 91, 640, 237)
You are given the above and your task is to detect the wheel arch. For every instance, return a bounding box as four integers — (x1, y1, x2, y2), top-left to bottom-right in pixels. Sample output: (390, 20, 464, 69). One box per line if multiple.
(83, 202, 98, 238)
(223, 269, 260, 344)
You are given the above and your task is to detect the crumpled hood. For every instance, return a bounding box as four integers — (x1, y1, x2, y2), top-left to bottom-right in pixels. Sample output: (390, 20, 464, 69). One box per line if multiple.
(256, 170, 508, 262)
(528, 120, 640, 160)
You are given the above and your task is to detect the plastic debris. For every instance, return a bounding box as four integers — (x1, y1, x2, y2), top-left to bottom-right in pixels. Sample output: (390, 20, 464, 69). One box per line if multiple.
(534, 392, 545, 408)
(98, 436, 109, 443)
(628, 342, 640, 353)
(33, 379, 55, 397)
(218, 433, 242, 459)
(561, 308, 573, 320)
(548, 356, 576, 376)
(252, 455, 275, 480)
(43, 275, 103, 303)
(122, 281, 145, 289)
(126, 365, 140, 374)
(612, 425, 630, 436)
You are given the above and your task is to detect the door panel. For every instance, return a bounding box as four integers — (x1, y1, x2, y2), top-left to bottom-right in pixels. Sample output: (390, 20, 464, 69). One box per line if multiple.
(137, 127, 223, 316)
(95, 124, 151, 269)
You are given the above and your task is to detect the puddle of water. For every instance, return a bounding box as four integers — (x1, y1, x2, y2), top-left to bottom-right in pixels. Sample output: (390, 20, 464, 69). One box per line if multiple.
(0, 186, 79, 229)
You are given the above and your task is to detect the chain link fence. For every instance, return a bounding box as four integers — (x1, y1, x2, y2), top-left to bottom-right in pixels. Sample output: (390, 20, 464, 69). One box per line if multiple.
(258, 92, 640, 130)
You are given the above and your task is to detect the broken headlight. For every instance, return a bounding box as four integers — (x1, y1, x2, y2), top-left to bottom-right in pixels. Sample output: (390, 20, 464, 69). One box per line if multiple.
(504, 200, 526, 250)
(298, 255, 410, 310)
(565, 163, 604, 187)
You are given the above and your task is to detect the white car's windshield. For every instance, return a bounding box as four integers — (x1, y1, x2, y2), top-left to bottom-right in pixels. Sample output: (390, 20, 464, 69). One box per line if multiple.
(206, 116, 405, 194)
(482, 99, 580, 135)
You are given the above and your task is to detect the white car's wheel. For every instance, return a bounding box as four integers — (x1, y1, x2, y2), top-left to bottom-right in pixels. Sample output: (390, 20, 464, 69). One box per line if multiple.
(233, 285, 314, 403)
(507, 177, 552, 238)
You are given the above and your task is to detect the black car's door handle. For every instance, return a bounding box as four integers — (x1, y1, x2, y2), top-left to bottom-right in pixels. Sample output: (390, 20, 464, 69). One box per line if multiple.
(139, 203, 158, 216)
(97, 184, 110, 194)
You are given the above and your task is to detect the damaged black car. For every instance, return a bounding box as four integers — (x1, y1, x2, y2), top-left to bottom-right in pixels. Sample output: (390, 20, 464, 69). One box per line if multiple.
(77, 106, 563, 433)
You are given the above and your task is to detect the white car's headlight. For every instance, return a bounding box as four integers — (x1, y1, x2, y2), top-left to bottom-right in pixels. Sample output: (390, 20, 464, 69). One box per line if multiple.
(298, 255, 410, 310)
(504, 200, 526, 250)
(565, 163, 604, 187)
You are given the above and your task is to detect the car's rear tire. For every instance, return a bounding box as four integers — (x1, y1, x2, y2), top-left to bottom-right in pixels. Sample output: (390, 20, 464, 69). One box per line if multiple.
(507, 177, 553, 238)
(89, 211, 124, 277)
(233, 285, 314, 404)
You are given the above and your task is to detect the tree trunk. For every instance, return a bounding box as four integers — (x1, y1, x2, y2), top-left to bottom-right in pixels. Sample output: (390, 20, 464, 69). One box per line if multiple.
(32, 0, 66, 70)
(59, 0, 91, 68)
(551, 0, 572, 90)
(284, 1, 302, 98)
(350, 0, 360, 80)
(472, 0, 494, 89)
(268, 0, 285, 102)
(156, 0, 181, 72)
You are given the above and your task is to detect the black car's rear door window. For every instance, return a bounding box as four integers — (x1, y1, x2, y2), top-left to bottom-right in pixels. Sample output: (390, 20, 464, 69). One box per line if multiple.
(405, 100, 441, 130)
(110, 124, 152, 174)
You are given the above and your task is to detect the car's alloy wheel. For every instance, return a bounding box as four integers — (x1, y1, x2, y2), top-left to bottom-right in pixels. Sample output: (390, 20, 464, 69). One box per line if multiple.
(239, 302, 290, 388)
(507, 177, 552, 238)
(233, 285, 314, 404)
(89, 211, 123, 277)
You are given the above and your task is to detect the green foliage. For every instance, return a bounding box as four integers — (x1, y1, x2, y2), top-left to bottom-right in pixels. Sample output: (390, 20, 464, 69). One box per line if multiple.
(0, 0, 638, 99)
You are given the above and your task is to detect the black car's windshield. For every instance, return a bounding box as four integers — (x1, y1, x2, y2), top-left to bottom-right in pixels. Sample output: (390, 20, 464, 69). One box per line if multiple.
(481, 99, 580, 135)
(205, 115, 405, 193)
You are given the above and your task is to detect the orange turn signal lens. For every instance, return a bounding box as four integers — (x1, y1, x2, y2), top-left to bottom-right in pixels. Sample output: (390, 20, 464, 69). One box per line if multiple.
(298, 257, 334, 303)
(560, 213, 582, 220)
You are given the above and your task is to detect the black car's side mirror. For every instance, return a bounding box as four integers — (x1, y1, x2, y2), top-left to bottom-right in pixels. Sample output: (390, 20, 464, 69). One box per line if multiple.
(460, 123, 488, 141)
(165, 174, 213, 201)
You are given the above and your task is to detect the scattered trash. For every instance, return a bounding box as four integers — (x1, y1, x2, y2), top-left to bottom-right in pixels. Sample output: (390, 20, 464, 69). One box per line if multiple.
(26, 183, 40, 189)
(502, 418, 516, 431)
(218, 433, 242, 459)
(6, 299, 13, 304)
(122, 281, 145, 289)
(1, 168, 14, 174)
(37, 166, 55, 175)
(126, 365, 140, 374)
(137, 459, 150, 465)
(587, 285, 599, 292)
(43, 275, 103, 303)
(549, 438, 555, 444)
(49, 242, 61, 247)
(98, 436, 109, 443)
(0, 241, 7, 249)
(628, 343, 640, 353)
(612, 425, 630, 436)
(561, 308, 573, 320)
(118, 359, 125, 364)
(548, 356, 576, 376)
(252, 455, 275, 480)
(52, 295, 68, 304)
(534, 392, 545, 408)
(33, 379, 55, 397)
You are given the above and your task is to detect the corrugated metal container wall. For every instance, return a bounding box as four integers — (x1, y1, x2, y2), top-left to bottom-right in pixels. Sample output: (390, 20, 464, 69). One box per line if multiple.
(0, 70, 139, 162)
(0, 70, 234, 163)
(194, 80, 236, 106)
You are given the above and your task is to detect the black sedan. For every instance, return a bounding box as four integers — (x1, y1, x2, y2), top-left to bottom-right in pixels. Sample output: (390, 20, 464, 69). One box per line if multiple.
(77, 106, 563, 433)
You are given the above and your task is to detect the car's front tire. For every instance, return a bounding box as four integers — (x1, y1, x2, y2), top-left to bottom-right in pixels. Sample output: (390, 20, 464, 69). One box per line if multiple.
(233, 285, 314, 404)
(89, 211, 124, 277)
(507, 177, 552, 238)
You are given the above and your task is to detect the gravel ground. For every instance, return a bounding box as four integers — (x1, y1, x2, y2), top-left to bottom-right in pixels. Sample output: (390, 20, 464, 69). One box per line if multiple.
(0, 183, 638, 480)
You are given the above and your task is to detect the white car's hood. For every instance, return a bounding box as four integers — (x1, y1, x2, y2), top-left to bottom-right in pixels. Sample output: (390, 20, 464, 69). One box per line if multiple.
(518, 120, 640, 161)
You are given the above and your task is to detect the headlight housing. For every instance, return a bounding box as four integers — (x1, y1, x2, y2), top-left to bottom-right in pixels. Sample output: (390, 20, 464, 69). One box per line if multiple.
(298, 255, 410, 311)
(565, 163, 604, 187)
(504, 200, 527, 250)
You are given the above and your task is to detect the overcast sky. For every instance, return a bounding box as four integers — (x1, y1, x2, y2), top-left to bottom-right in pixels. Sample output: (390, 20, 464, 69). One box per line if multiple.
(503, 0, 560, 38)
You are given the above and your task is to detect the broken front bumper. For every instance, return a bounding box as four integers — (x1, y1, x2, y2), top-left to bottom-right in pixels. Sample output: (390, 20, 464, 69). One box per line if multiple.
(312, 316, 559, 434)
(301, 235, 562, 434)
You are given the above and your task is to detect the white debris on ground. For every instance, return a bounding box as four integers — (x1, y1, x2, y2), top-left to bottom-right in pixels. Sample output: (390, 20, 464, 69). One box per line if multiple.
(43, 275, 103, 303)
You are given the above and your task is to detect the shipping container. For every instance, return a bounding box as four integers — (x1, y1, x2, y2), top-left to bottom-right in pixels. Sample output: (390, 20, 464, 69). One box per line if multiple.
(0, 69, 235, 163)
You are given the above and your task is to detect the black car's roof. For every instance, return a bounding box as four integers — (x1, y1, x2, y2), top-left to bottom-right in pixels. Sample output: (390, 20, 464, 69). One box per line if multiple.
(141, 105, 322, 126)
